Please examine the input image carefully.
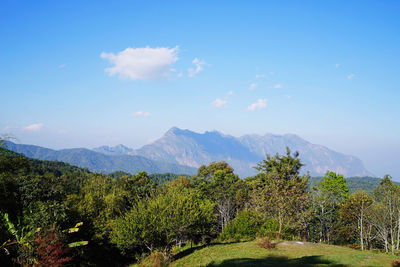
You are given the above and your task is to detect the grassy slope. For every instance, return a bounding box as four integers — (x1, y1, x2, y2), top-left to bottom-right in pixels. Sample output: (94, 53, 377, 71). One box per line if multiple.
(171, 240, 399, 267)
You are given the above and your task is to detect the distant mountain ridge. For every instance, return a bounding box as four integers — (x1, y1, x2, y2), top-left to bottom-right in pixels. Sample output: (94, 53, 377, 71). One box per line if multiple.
(5, 127, 373, 178)
(126, 127, 373, 177)
(4, 141, 196, 175)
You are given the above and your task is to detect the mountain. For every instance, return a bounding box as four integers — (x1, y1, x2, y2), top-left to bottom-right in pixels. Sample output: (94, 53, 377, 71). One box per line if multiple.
(129, 127, 373, 178)
(4, 141, 197, 175)
(4, 127, 373, 178)
(93, 144, 134, 155)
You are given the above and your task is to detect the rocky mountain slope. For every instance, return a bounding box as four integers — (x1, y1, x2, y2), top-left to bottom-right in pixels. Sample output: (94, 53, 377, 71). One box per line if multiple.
(128, 127, 373, 177)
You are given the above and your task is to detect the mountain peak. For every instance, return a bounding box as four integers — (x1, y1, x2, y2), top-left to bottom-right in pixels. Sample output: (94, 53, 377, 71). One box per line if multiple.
(165, 127, 190, 136)
(136, 128, 373, 177)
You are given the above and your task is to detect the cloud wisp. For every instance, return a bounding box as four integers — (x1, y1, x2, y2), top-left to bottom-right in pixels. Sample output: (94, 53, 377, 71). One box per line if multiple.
(247, 98, 267, 111)
(347, 74, 355, 80)
(101, 46, 179, 80)
(23, 123, 44, 131)
(212, 98, 227, 108)
(188, 58, 206, 77)
(249, 83, 258, 90)
(132, 111, 151, 117)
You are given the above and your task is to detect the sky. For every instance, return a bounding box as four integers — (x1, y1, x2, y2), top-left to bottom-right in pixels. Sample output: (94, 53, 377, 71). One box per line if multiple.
(1, 0, 399, 178)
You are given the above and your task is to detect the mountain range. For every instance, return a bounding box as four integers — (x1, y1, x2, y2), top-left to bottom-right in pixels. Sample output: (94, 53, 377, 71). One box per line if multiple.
(5, 127, 373, 177)
(95, 127, 372, 177)
(4, 141, 196, 175)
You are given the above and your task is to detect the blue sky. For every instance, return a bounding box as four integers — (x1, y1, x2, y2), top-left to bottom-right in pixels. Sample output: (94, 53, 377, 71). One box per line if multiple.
(1, 1, 399, 178)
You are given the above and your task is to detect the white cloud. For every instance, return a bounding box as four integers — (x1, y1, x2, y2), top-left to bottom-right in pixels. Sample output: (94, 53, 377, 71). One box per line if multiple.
(273, 84, 283, 89)
(100, 46, 179, 80)
(188, 58, 206, 77)
(247, 99, 267, 111)
(249, 83, 258, 90)
(285, 95, 292, 99)
(212, 98, 227, 108)
(335, 63, 340, 68)
(255, 74, 265, 79)
(24, 123, 43, 131)
(132, 111, 151, 117)
(58, 64, 66, 69)
(227, 91, 233, 96)
(347, 73, 355, 80)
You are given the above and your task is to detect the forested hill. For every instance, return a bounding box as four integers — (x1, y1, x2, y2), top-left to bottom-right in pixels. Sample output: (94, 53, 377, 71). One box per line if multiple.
(0, 147, 90, 178)
(309, 176, 399, 193)
(4, 141, 197, 175)
(0, 147, 190, 185)
(2, 145, 390, 191)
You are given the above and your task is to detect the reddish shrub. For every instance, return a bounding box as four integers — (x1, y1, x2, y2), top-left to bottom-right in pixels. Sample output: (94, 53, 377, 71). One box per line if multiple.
(34, 227, 72, 267)
(392, 260, 400, 267)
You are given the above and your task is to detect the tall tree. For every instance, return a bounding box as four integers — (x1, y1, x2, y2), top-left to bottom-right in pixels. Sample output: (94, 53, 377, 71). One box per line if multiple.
(369, 175, 400, 254)
(193, 162, 242, 231)
(251, 148, 309, 239)
(339, 190, 373, 250)
(311, 171, 349, 243)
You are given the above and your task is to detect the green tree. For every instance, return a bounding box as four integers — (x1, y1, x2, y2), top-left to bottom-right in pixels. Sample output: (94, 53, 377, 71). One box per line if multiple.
(251, 148, 309, 239)
(111, 185, 215, 259)
(193, 162, 243, 231)
(311, 171, 349, 243)
(339, 190, 373, 250)
(369, 175, 400, 254)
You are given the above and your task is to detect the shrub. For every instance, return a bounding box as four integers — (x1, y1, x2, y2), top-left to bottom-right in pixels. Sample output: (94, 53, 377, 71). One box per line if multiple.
(219, 210, 263, 241)
(140, 251, 167, 267)
(34, 227, 72, 267)
(258, 219, 292, 240)
(257, 237, 276, 250)
(393, 260, 400, 267)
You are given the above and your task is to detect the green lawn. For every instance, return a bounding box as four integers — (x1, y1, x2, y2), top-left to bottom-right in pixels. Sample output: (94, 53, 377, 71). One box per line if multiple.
(170, 240, 400, 267)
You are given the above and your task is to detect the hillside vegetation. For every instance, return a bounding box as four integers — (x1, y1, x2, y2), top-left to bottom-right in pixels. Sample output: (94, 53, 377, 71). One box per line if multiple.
(1, 144, 399, 266)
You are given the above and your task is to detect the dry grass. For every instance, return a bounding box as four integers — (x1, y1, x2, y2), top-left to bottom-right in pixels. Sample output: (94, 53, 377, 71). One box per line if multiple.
(256, 237, 276, 250)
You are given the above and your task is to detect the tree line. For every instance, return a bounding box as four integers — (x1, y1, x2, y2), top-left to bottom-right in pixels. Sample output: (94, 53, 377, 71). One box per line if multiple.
(0, 145, 399, 266)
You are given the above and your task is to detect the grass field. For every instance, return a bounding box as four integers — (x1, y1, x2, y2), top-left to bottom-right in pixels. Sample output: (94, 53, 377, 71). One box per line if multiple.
(170, 240, 400, 267)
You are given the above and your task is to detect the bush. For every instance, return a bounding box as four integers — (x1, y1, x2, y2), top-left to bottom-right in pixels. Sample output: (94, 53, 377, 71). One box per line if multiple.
(257, 237, 276, 250)
(34, 227, 72, 267)
(219, 210, 263, 241)
(140, 251, 167, 267)
(258, 219, 292, 240)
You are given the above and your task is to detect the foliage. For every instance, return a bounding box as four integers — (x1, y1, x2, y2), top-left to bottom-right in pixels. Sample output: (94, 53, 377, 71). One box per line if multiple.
(1, 143, 400, 265)
(310, 171, 349, 243)
(34, 227, 72, 267)
(258, 219, 291, 240)
(338, 190, 373, 249)
(193, 162, 245, 232)
(149, 173, 190, 185)
(111, 185, 215, 258)
(251, 148, 309, 239)
(219, 210, 263, 241)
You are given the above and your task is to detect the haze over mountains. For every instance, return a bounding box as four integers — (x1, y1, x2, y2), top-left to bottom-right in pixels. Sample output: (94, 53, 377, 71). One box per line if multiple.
(5, 127, 373, 177)
(4, 141, 196, 175)
(96, 127, 373, 177)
